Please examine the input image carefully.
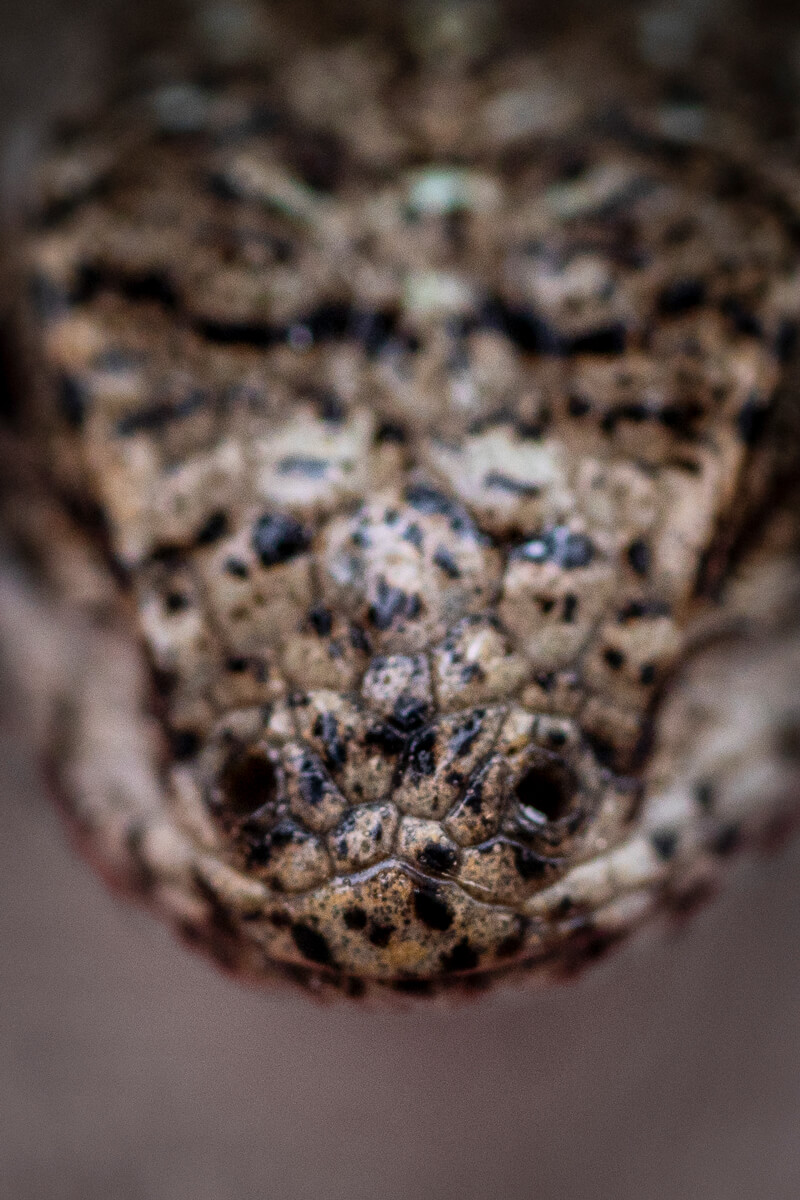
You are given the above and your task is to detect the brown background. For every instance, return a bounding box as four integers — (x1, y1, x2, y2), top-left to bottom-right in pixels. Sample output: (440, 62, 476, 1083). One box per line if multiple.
(2, 3, 800, 1197)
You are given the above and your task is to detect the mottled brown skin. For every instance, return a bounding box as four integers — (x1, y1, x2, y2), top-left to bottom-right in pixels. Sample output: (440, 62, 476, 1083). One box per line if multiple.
(2, 1, 800, 998)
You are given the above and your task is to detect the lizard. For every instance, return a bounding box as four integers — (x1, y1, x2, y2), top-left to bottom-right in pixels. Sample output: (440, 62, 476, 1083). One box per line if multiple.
(1, 0, 799, 1000)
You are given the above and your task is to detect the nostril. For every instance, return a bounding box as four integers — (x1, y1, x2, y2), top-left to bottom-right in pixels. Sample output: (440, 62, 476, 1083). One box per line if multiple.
(218, 748, 280, 819)
(514, 759, 575, 826)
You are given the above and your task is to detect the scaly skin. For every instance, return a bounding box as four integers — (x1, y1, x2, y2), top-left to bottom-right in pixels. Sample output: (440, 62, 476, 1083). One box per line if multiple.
(1, 1, 799, 998)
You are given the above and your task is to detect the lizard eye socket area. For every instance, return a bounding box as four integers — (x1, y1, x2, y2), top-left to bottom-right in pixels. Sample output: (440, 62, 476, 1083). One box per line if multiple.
(218, 748, 279, 818)
(514, 758, 574, 824)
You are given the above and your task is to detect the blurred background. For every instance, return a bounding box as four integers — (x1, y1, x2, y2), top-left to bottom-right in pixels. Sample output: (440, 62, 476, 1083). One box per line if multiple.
(2, 2, 800, 1198)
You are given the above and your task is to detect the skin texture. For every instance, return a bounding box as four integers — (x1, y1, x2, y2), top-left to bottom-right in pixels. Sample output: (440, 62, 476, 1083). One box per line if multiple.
(1, 0, 799, 999)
